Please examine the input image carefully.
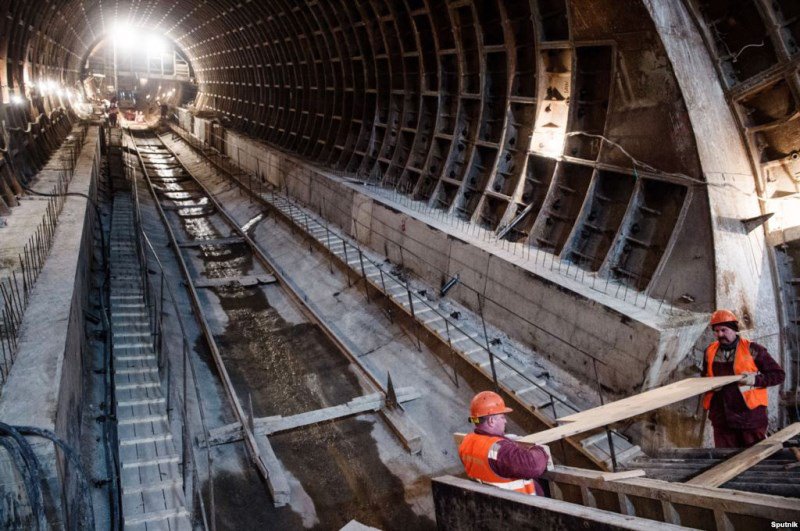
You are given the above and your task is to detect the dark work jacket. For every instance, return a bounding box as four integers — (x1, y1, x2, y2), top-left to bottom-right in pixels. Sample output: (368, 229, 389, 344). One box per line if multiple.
(701, 338, 785, 430)
(473, 428, 549, 496)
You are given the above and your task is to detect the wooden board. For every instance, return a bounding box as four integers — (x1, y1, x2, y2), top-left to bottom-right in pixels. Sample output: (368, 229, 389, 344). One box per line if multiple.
(453, 376, 742, 448)
(514, 376, 742, 445)
(601, 469, 646, 481)
(686, 422, 800, 487)
(193, 274, 276, 288)
(206, 387, 420, 446)
(178, 236, 245, 248)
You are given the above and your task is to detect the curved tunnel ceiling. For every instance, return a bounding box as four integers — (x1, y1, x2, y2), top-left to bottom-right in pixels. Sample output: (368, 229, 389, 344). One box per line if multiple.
(5, 0, 703, 175)
(8, 0, 794, 310)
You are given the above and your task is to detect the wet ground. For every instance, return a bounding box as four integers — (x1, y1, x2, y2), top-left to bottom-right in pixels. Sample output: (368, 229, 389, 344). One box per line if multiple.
(133, 133, 435, 529)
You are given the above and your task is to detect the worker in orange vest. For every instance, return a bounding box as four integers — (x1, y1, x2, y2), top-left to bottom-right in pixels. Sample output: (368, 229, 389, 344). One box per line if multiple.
(703, 309, 785, 448)
(458, 391, 552, 496)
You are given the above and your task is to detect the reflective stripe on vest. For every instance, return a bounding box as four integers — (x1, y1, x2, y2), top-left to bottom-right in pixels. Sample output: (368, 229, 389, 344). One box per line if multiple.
(458, 433, 536, 496)
(703, 337, 768, 410)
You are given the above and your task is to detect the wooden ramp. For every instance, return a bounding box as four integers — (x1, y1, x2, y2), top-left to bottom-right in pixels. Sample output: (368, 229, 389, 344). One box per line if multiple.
(110, 195, 191, 531)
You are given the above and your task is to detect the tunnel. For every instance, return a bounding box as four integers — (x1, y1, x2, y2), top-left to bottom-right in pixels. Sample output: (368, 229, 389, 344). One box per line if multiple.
(1, 0, 799, 529)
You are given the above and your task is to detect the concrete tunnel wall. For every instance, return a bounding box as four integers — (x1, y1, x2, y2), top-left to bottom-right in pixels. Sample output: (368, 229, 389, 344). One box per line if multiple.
(2, 0, 796, 416)
(182, 112, 708, 398)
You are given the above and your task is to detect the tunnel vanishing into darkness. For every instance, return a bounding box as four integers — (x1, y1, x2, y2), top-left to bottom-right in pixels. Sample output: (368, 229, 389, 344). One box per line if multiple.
(2, 0, 800, 528)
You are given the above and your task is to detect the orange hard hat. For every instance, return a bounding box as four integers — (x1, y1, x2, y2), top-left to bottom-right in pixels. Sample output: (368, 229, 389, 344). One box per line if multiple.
(710, 309, 738, 327)
(470, 391, 513, 422)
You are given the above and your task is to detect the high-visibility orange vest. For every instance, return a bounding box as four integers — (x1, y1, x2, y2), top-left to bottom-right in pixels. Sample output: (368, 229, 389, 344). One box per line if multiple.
(703, 337, 769, 410)
(458, 433, 537, 495)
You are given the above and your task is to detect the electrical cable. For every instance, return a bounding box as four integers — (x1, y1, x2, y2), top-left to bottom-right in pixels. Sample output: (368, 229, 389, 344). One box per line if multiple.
(564, 131, 800, 202)
(0, 422, 47, 530)
(0, 437, 45, 530)
(15, 426, 95, 531)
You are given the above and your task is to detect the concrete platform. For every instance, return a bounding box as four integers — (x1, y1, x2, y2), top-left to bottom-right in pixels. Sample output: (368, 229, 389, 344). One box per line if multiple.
(0, 126, 101, 528)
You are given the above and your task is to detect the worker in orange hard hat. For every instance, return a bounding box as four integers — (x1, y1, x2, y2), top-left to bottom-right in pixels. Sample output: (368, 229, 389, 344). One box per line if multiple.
(458, 391, 553, 496)
(702, 309, 784, 448)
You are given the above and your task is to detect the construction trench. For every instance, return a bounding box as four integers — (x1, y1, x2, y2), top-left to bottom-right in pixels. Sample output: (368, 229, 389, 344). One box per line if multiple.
(4, 0, 800, 529)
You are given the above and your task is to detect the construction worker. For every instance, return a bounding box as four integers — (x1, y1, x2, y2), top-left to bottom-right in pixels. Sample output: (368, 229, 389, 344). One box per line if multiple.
(458, 391, 552, 496)
(703, 309, 785, 448)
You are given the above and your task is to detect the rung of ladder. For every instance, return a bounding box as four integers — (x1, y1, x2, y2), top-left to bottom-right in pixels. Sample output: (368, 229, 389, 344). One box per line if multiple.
(121, 455, 180, 469)
(116, 382, 161, 391)
(116, 355, 158, 362)
(118, 414, 168, 425)
(116, 367, 159, 375)
(122, 478, 182, 495)
(119, 432, 173, 446)
(118, 397, 166, 408)
(124, 508, 189, 526)
(115, 343, 153, 349)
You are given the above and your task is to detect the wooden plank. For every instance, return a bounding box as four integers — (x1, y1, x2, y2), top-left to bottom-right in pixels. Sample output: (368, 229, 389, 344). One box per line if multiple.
(193, 274, 277, 288)
(178, 236, 245, 248)
(381, 405, 423, 455)
(451, 377, 739, 448)
(206, 387, 420, 446)
(515, 376, 742, 445)
(255, 434, 291, 507)
(686, 422, 800, 487)
(601, 469, 646, 481)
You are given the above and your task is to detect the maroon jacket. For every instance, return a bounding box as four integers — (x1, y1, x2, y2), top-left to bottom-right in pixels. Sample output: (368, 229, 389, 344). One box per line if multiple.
(473, 428, 549, 495)
(701, 338, 785, 430)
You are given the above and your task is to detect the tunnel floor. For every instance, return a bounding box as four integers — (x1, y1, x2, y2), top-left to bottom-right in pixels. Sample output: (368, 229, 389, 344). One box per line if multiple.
(130, 132, 436, 529)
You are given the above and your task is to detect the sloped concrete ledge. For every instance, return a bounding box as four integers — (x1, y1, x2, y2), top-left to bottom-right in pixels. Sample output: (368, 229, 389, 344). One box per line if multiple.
(180, 116, 706, 398)
(0, 126, 100, 528)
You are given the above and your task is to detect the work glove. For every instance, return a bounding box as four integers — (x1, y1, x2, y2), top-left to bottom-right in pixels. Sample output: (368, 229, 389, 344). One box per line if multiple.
(539, 444, 554, 471)
(739, 372, 757, 387)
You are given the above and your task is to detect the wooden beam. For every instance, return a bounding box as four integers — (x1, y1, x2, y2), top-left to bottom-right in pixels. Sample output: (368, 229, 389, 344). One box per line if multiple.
(254, 435, 290, 507)
(178, 236, 245, 247)
(193, 274, 276, 288)
(206, 387, 420, 446)
(454, 376, 742, 448)
(686, 422, 800, 487)
(601, 469, 646, 481)
(516, 376, 742, 445)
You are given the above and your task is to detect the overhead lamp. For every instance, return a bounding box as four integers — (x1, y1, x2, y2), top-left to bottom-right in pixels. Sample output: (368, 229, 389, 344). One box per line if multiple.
(146, 34, 166, 55)
(10, 95, 25, 105)
(112, 23, 137, 50)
